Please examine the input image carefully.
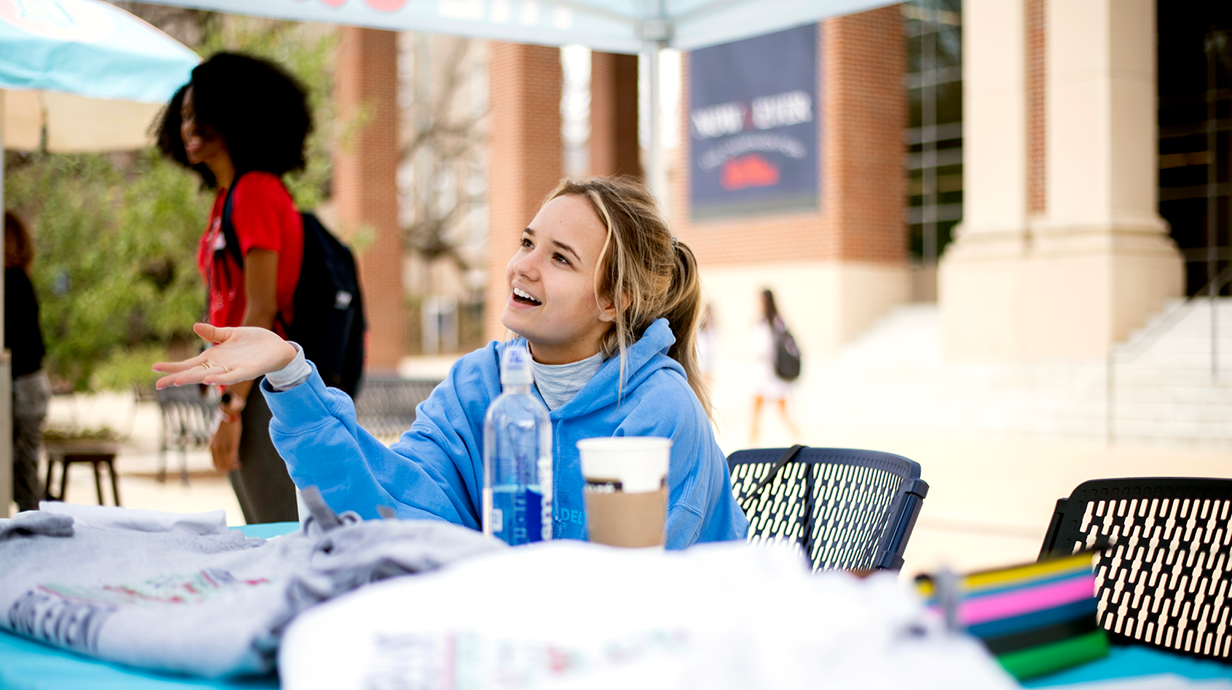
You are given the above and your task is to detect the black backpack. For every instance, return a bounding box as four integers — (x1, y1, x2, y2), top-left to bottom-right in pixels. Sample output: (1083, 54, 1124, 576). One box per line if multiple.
(218, 175, 367, 396)
(771, 317, 801, 382)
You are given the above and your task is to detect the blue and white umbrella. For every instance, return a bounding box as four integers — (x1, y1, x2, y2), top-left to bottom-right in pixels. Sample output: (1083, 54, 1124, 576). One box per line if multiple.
(0, 0, 199, 152)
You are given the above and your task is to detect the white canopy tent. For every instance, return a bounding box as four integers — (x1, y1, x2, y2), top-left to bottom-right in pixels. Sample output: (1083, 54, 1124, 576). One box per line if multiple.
(1, 0, 896, 515)
(123, 0, 896, 194)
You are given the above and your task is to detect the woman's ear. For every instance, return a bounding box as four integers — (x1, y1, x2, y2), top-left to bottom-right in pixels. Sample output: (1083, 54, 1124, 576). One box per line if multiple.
(596, 291, 630, 324)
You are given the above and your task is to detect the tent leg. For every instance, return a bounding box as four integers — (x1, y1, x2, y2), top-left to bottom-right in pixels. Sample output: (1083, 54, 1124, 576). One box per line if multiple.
(643, 40, 667, 200)
(0, 89, 12, 518)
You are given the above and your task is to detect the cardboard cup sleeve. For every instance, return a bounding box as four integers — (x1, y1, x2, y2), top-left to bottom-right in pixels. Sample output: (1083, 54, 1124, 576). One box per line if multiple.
(577, 437, 671, 548)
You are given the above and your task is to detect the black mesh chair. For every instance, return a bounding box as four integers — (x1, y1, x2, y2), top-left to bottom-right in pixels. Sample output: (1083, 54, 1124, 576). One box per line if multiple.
(1038, 477, 1232, 661)
(727, 446, 929, 571)
(352, 376, 442, 443)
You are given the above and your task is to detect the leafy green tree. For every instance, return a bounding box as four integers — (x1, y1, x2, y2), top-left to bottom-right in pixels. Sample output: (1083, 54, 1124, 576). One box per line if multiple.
(5, 11, 338, 392)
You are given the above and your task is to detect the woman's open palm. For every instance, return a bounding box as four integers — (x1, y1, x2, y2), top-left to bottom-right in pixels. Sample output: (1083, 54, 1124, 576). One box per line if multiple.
(153, 323, 297, 389)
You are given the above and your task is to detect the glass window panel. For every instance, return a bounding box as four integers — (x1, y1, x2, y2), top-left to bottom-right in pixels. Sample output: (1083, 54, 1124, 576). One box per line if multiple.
(936, 81, 963, 125)
(1221, 130, 1230, 184)
(909, 223, 925, 259)
(936, 26, 961, 68)
(937, 163, 963, 178)
(909, 87, 923, 128)
(937, 174, 963, 194)
(939, 189, 964, 206)
(1158, 133, 1205, 156)
(908, 34, 924, 74)
(908, 169, 925, 200)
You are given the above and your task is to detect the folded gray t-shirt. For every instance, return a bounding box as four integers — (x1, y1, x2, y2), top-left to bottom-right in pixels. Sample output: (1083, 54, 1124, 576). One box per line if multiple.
(0, 511, 504, 678)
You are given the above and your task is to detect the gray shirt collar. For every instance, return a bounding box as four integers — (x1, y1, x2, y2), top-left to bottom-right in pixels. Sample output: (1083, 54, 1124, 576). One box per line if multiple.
(531, 350, 605, 411)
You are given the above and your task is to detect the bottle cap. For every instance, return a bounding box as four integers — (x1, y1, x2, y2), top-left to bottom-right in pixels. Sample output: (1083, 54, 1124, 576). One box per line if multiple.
(500, 344, 534, 386)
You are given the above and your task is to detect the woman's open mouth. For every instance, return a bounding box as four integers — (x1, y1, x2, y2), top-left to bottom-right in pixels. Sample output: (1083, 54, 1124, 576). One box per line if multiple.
(512, 287, 541, 306)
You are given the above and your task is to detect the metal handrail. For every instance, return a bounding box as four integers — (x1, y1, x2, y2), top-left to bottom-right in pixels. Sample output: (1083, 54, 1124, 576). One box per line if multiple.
(1106, 266, 1232, 443)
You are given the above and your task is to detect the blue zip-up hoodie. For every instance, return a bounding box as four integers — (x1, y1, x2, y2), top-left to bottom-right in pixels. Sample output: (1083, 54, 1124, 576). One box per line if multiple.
(263, 318, 749, 549)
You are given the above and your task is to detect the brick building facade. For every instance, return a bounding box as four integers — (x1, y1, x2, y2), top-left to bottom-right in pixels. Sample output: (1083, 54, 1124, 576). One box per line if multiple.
(334, 27, 403, 371)
(483, 43, 564, 341)
(674, 7, 910, 360)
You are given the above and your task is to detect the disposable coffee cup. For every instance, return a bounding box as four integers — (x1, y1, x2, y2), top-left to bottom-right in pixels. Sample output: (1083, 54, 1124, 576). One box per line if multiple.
(577, 436, 670, 548)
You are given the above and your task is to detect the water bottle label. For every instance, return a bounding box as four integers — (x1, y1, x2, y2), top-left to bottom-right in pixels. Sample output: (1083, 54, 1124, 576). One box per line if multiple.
(488, 487, 545, 546)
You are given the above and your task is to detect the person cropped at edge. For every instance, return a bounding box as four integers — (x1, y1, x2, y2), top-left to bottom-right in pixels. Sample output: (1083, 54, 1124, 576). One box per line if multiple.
(6, 211, 52, 513)
(155, 52, 311, 524)
(155, 177, 749, 549)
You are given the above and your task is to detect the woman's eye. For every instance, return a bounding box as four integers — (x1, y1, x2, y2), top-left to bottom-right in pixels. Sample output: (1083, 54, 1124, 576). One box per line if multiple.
(553, 253, 570, 266)
(520, 237, 532, 248)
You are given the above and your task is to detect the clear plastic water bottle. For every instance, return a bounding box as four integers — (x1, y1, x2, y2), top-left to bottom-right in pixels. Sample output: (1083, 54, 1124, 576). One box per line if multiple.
(483, 344, 553, 545)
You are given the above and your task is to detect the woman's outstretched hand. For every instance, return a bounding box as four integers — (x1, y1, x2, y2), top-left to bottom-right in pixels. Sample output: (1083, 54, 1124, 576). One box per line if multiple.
(153, 323, 297, 389)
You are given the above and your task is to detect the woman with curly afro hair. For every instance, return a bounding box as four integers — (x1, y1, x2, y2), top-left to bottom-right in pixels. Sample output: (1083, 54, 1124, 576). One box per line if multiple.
(157, 52, 312, 524)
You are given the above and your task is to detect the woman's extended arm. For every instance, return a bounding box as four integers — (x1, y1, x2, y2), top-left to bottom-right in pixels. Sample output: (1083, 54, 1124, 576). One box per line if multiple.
(153, 323, 296, 389)
(156, 325, 488, 527)
(264, 363, 485, 526)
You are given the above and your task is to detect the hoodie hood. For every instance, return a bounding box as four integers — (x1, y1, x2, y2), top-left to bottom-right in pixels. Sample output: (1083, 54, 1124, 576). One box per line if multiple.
(494, 318, 682, 419)
(548, 318, 681, 419)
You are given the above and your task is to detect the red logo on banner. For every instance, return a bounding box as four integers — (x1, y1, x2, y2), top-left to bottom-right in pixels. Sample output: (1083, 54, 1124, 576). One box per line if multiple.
(720, 154, 780, 190)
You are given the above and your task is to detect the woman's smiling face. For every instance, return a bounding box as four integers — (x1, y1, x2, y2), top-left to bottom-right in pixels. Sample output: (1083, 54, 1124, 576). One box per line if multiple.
(501, 194, 617, 365)
(179, 86, 227, 167)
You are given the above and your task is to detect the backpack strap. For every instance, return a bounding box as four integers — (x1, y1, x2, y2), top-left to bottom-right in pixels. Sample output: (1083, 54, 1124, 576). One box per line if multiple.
(218, 172, 246, 269)
(217, 172, 297, 338)
(739, 444, 807, 512)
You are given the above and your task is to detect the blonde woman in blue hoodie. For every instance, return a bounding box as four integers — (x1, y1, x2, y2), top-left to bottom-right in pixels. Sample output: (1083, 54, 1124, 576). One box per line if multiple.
(155, 177, 748, 548)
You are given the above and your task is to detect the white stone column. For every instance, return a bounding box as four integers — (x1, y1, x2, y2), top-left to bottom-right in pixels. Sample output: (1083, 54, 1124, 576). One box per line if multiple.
(938, 0, 1031, 357)
(940, 0, 1182, 359)
(1026, 0, 1181, 357)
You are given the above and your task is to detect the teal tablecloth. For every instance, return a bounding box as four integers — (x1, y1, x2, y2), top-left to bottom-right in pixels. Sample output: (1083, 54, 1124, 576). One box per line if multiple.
(1, 519, 1229, 689)
(1026, 644, 1232, 687)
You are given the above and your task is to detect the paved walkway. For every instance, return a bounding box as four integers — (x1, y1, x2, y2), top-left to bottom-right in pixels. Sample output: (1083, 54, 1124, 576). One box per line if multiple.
(29, 352, 1232, 580)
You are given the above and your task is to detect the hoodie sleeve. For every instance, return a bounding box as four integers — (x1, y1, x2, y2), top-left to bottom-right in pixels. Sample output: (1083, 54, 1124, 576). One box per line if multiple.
(263, 354, 495, 529)
(614, 369, 749, 549)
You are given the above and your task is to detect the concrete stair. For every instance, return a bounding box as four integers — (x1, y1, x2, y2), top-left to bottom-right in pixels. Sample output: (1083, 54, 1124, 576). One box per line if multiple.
(789, 299, 1232, 449)
(1108, 297, 1232, 446)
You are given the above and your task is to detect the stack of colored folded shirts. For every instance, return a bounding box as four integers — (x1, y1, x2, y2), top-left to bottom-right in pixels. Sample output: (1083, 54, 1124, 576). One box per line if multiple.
(917, 552, 1109, 680)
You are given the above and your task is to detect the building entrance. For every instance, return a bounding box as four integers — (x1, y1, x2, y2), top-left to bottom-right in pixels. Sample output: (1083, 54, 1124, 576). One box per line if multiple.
(1158, 6, 1232, 296)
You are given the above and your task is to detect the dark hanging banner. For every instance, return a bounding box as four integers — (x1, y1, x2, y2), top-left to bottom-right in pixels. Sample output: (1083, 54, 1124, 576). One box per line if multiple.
(689, 24, 820, 220)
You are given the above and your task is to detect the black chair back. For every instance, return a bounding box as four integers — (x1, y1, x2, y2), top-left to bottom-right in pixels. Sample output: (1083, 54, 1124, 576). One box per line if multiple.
(727, 446, 928, 571)
(1039, 477, 1232, 661)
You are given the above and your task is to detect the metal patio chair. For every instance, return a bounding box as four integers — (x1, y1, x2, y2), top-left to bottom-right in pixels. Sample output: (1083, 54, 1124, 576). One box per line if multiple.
(352, 375, 443, 443)
(727, 445, 929, 572)
(1039, 477, 1232, 661)
(155, 385, 218, 484)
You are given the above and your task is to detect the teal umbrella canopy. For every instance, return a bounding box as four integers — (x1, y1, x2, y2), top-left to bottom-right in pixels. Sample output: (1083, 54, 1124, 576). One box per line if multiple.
(0, 0, 199, 152)
(121, 0, 895, 53)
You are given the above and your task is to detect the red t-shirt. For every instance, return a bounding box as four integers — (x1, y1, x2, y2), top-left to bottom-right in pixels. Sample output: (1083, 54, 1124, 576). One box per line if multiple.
(196, 172, 303, 334)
